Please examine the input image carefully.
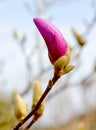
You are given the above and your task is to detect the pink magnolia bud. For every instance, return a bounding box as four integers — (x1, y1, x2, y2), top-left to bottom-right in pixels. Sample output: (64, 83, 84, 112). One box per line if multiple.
(33, 18, 67, 64)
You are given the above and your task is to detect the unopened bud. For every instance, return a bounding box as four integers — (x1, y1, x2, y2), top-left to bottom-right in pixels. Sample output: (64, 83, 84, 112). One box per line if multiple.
(32, 80, 45, 118)
(13, 94, 27, 121)
(33, 18, 67, 64)
(13, 30, 19, 40)
(72, 28, 85, 46)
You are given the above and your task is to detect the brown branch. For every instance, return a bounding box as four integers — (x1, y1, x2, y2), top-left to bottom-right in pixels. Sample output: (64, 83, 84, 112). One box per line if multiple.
(24, 116, 38, 130)
(13, 75, 60, 130)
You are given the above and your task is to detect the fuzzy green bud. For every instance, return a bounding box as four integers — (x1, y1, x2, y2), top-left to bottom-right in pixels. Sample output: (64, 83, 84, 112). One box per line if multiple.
(54, 46, 74, 77)
(32, 80, 45, 118)
(72, 28, 85, 46)
(63, 65, 75, 74)
(13, 94, 27, 121)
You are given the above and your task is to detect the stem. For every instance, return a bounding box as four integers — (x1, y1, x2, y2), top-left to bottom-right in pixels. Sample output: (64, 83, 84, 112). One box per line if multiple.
(13, 75, 59, 130)
(24, 116, 38, 130)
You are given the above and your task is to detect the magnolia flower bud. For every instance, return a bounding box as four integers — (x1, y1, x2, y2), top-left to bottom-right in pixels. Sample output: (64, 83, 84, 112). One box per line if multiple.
(72, 28, 85, 46)
(13, 94, 27, 121)
(33, 18, 67, 64)
(32, 80, 45, 118)
(33, 18, 74, 76)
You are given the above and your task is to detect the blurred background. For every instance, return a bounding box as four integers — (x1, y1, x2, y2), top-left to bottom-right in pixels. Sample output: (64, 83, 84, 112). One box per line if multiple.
(0, 0, 96, 130)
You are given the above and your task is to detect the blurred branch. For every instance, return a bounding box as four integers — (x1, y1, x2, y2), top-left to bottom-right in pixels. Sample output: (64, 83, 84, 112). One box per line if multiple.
(24, 0, 69, 16)
(21, 66, 52, 96)
(91, 0, 96, 13)
(83, 15, 96, 37)
(82, 0, 96, 37)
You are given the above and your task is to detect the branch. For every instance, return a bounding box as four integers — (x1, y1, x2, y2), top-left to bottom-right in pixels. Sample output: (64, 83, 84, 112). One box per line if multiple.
(13, 75, 60, 130)
(47, 71, 96, 102)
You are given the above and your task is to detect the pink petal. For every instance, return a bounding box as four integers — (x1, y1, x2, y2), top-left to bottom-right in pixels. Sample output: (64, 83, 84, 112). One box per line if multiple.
(33, 18, 67, 63)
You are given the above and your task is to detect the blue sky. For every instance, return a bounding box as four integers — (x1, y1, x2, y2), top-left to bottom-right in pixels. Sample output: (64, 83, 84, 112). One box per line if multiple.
(0, 0, 94, 27)
(0, 0, 95, 49)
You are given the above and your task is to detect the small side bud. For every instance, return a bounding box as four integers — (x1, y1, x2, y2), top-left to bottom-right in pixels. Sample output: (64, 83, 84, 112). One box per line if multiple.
(13, 94, 27, 121)
(72, 28, 85, 46)
(63, 65, 75, 74)
(32, 80, 45, 118)
(13, 29, 19, 40)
